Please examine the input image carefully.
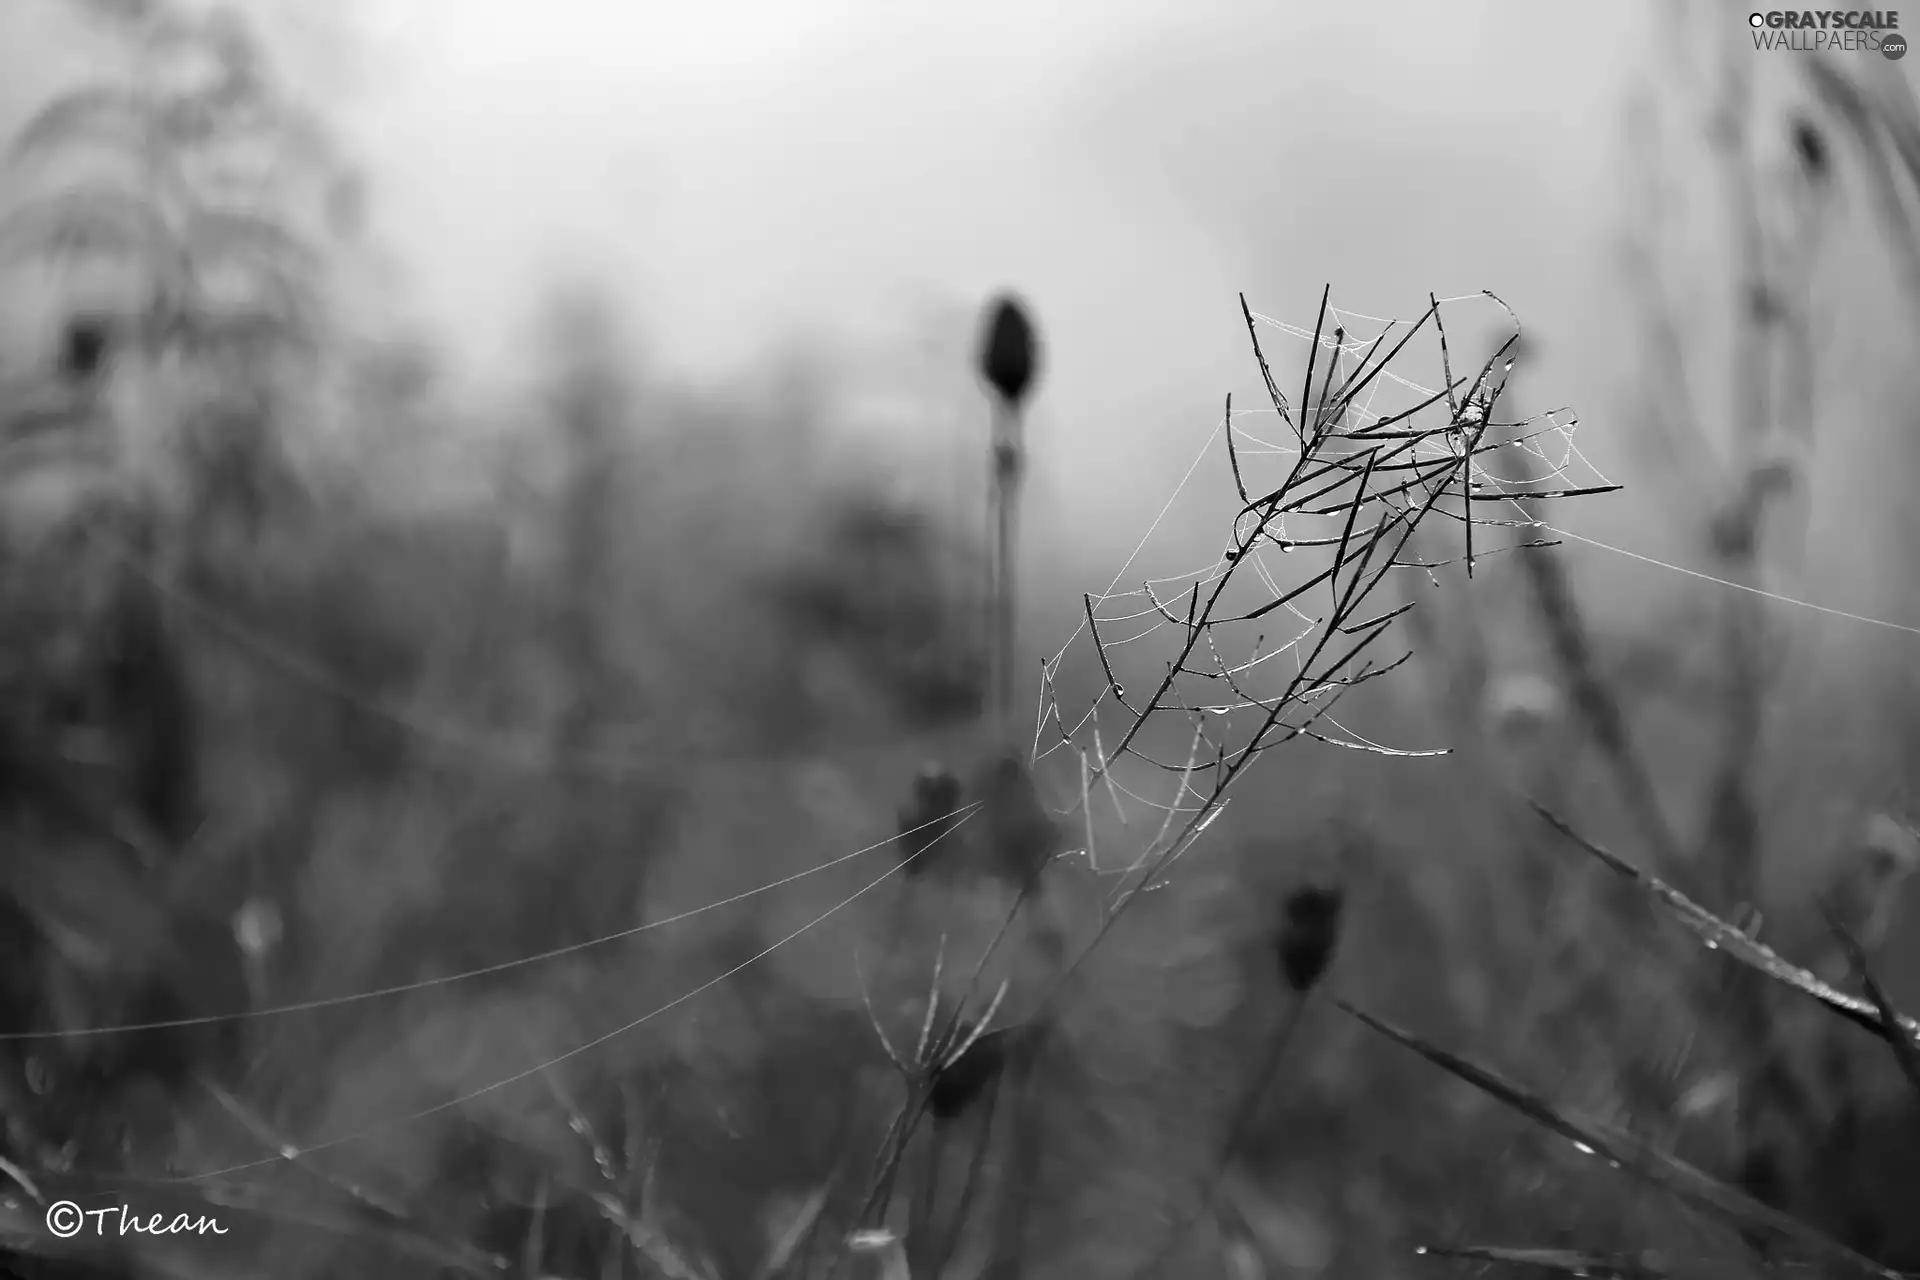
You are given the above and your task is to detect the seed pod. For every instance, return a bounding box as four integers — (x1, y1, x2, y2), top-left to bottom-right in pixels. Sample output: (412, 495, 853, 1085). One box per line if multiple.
(897, 762, 964, 876)
(977, 293, 1040, 408)
(59, 314, 113, 382)
(1275, 883, 1345, 994)
(928, 1023, 1007, 1121)
(1790, 114, 1828, 184)
(975, 752, 1057, 892)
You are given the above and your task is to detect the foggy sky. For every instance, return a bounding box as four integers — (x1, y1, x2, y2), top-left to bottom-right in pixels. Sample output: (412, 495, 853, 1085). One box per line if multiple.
(324, 0, 1637, 528)
(13, 0, 1920, 649)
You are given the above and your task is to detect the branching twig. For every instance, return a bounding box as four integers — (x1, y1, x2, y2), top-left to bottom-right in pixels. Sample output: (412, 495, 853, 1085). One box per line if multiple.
(1026, 289, 1607, 1028)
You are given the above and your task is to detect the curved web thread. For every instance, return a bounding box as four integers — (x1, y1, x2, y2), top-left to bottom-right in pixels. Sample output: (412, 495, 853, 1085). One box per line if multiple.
(47, 805, 985, 1186)
(1261, 299, 1920, 641)
(1032, 288, 1618, 902)
(0, 802, 982, 1042)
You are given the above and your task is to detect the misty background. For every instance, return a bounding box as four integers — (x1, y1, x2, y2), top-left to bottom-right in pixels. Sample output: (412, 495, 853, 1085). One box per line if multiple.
(4, 1, 1920, 1277)
(3, 0, 1640, 575)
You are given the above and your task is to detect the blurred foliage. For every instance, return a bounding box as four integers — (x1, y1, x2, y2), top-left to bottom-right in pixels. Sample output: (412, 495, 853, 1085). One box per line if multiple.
(1, 0, 351, 355)
(0, 2, 1918, 1280)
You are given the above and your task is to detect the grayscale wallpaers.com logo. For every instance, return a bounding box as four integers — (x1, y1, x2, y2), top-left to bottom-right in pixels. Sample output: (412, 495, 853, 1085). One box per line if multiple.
(1749, 10, 1907, 57)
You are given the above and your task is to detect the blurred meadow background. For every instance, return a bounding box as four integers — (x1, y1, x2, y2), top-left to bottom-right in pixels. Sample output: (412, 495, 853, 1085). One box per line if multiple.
(4, 1, 1920, 1277)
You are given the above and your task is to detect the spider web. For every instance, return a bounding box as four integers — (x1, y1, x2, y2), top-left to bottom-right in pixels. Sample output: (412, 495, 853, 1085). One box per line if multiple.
(6, 286, 1914, 1202)
(1030, 289, 1616, 899)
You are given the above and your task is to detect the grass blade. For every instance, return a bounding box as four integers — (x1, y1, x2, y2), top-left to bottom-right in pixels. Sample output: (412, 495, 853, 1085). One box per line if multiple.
(1416, 1244, 1670, 1279)
(1342, 1002, 1905, 1280)
(1531, 803, 1920, 1051)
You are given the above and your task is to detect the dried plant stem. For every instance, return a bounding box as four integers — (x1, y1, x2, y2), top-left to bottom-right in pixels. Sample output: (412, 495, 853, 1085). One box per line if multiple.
(1697, 34, 1836, 1222)
(1345, 1002, 1902, 1280)
(988, 398, 1025, 752)
(1698, 26, 1778, 921)
(982, 1023, 1045, 1280)
(1514, 539, 1683, 879)
(863, 1091, 933, 1237)
(1412, 1244, 1672, 1280)
(910, 1114, 948, 1265)
(1820, 904, 1920, 1100)
(927, 1069, 1003, 1278)
(1132, 993, 1310, 1278)
(1531, 801, 1919, 1054)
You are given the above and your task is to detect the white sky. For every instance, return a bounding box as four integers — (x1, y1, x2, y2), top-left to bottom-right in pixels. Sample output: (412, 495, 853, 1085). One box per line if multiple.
(337, 0, 1628, 372)
(51, 0, 1908, 608)
(299, 0, 1640, 543)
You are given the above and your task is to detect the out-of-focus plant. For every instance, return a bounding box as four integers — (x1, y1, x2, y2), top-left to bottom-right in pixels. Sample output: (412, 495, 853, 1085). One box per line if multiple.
(0, 0, 366, 570)
(3, 0, 349, 361)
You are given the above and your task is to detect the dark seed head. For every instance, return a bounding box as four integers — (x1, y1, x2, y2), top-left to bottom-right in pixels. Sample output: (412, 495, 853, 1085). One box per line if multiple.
(976, 752, 1057, 892)
(897, 762, 964, 875)
(60, 315, 112, 382)
(928, 1024, 1006, 1121)
(1790, 114, 1828, 183)
(1276, 883, 1345, 994)
(977, 293, 1040, 408)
